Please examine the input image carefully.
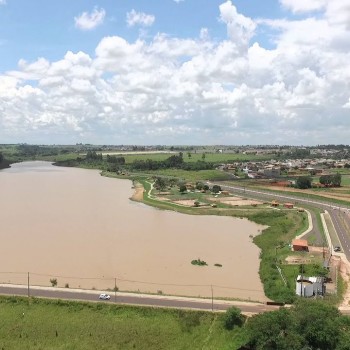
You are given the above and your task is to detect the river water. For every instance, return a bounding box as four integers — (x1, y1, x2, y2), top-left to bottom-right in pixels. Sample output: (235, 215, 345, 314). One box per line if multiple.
(0, 161, 266, 300)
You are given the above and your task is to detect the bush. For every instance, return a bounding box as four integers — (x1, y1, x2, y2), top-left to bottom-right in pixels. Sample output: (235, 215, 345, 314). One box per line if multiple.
(223, 307, 243, 330)
(50, 278, 58, 287)
(191, 258, 207, 266)
(212, 185, 221, 193)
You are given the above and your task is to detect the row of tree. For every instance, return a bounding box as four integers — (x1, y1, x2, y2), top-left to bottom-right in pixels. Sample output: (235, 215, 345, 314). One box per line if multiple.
(319, 173, 341, 187)
(131, 154, 214, 171)
(295, 173, 342, 189)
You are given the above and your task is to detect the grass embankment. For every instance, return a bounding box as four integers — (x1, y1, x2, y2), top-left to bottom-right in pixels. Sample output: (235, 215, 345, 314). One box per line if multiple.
(0, 296, 247, 350)
(245, 210, 307, 303)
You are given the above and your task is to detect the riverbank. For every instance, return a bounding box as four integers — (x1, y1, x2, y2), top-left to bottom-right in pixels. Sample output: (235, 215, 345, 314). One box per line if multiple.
(130, 181, 144, 201)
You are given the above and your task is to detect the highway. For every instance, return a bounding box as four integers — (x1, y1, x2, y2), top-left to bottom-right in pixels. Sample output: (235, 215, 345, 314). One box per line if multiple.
(0, 284, 279, 315)
(208, 181, 350, 260)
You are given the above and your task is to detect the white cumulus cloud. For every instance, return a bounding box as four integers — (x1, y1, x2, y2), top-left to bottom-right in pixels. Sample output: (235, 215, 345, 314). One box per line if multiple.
(279, 0, 327, 13)
(74, 7, 106, 31)
(1, 0, 350, 144)
(219, 1, 256, 49)
(126, 9, 155, 27)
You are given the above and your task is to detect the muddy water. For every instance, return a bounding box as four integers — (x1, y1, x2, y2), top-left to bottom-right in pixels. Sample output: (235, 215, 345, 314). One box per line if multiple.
(0, 161, 266, 300)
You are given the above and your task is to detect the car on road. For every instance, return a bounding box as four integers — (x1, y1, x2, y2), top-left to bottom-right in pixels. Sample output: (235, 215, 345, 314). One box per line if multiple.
(99, 293, 111, 300)
(334, 246, 341, 252)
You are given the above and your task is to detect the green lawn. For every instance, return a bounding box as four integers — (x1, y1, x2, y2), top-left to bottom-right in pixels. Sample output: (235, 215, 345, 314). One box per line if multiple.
(0, 296, 246, 350)
(99, 152, 272, 164)
(141, 168, 232, 181)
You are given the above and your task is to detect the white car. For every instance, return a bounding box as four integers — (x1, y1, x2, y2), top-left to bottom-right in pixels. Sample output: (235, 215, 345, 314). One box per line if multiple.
(99, 293, 111, 300)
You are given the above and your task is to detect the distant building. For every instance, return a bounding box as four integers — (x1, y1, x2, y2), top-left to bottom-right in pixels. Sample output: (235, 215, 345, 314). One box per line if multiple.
(284, 203, 294, 209)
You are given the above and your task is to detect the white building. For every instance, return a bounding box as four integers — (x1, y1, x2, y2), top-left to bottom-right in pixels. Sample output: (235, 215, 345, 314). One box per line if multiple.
(295, 275, 325, 297)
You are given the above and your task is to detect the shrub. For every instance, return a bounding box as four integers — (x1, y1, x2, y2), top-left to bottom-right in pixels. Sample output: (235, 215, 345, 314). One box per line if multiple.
(223, 307, 244, 330)
(191, 258, 207, 266)
(50, 278, 58, 287)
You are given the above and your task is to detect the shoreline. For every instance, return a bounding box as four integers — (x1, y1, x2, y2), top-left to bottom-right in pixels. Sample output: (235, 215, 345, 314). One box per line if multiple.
(130, 181, 144, 201)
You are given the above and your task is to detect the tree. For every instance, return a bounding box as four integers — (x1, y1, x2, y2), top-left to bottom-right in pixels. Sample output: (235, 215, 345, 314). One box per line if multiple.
(295, 176, 312, 189)
(187, 152, 192, 159)
(246, 308, 304, 350)
(319, 173, 341, 187)
(212, 185, 221, 193)
(196, 182, 204, 190)
(179, 184, 187, 193)
(245, 300, 345, 350)
(107, 163, 119, 173)
(223, 307, 244, 330)
(332, 173, 341, 187)
(202, 153, 206, 160)
(0, 152, 3, 163)
(154, 177, 167, 192)
(319, 175, 332, 186)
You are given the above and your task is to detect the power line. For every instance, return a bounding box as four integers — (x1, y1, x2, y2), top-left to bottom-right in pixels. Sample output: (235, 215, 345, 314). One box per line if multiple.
(0, 271, 264, 293)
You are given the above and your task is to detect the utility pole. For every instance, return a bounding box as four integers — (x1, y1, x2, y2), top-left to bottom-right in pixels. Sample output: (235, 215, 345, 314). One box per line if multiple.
(27, 272, 30, 298)
(211, 285, 214, 311)
(335, 266, 338, 296)
(300, 264, 304, 297)
(114, 278, 117, 303)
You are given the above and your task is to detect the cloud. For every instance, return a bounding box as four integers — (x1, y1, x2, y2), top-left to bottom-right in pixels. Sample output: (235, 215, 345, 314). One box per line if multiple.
(1, 0, 350, 144)
(279, 0, 327, 13)
(0, 0, 6, 5)
(126, 9, 155, 27)
(219, 1, 256, 49)
(173, 0, 185, 3)
(74, 7, 106, 31)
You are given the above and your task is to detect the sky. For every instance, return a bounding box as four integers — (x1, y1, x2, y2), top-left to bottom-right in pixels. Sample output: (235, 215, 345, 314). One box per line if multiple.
(0, 0, 350, 145)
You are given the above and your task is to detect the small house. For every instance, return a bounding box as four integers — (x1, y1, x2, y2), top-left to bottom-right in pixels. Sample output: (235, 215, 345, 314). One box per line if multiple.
(284, 203, 294, 209)
(292, 239, 308, 252)
(296, 275, 325, 297)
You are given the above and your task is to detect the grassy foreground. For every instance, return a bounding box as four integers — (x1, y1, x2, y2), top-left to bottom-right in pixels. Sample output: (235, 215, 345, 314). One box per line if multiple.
(0, 296, 246, 350)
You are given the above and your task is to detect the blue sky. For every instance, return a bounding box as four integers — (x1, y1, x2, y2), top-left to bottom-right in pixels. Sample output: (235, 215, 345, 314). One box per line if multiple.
(0, 0, 350, 145)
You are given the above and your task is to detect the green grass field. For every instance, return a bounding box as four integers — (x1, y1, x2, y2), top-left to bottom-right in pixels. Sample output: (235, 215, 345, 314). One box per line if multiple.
(99, 152, 272, 164)
(0, 296, 246, 350)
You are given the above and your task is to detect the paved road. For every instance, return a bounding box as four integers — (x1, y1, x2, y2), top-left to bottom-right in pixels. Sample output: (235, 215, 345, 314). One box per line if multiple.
(209, 181, 350, 260)
(0, 285, 280, 314)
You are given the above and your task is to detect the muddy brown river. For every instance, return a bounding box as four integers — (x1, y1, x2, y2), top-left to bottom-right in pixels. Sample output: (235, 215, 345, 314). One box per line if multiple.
(0, 161, 266, 300)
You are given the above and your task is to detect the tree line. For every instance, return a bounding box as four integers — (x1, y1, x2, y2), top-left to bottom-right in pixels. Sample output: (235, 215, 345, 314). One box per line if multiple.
(241, 299, 350, 349)
(295, 173, 342, 189)
(130, 154, 214, 171)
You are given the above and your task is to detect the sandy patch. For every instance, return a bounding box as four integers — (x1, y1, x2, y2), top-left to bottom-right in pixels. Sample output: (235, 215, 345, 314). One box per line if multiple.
(173, 199, 205, 207)
(212, 196, 263, 207)
(130, 182, 144, 201)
